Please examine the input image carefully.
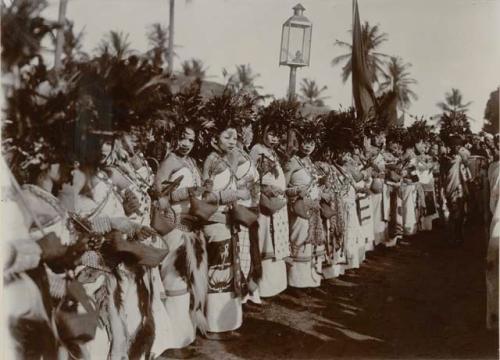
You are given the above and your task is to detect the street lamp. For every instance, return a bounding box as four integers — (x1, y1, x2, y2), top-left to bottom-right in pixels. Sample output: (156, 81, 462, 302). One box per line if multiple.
(280, 3, 312, 101)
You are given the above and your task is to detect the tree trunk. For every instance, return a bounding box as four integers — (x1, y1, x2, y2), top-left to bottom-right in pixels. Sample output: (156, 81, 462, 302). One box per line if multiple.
(54, 0, 68, 71)
(167, 0, 175, 74)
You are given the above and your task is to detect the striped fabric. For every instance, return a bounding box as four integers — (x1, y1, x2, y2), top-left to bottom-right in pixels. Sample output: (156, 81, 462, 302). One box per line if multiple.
(357, 194, 372, 226)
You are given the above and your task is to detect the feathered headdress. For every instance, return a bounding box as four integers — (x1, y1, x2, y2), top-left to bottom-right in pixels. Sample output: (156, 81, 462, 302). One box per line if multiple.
(404, 118, 434, 149)
(386, 125, 408, 145)
(293, 116, 324, 143)
(320, 107, 361, 153)
(255, 99, 303, 141)
(160, 81, 207, 140)
(195, 89, 257, 156)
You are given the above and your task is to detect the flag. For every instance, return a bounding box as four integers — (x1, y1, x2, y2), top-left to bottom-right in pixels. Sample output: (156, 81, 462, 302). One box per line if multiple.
(351, 0, 377, 122)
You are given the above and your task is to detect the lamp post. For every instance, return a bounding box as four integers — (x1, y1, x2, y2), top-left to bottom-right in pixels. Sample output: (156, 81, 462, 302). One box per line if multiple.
(280, 4, 312, 101)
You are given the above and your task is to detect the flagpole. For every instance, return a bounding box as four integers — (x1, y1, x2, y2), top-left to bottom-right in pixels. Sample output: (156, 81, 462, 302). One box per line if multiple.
(351, 0, 355, 111)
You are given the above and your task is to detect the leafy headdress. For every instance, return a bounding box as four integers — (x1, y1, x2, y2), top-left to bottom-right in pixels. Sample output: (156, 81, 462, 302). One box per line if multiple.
(195, 89, 257, 158)
(320, 107, 361, 156)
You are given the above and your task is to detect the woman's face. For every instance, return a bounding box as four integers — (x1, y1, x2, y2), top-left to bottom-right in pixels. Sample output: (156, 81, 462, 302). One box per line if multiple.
(263, 130, 279, 149)
(176, 128, 195, 157)
(340, 151, 352, 165)
(122, 133, 137, 154)
(430, 144, 439, 156)
(388, 142, 400, 155)
(374, 133, 386, 147)
(415, 140, 426, 153)
(100, 140, 114, 161)
(241, 124, 254, 148)
(300, 140, 316, 156)
(217, 128, 237, 153)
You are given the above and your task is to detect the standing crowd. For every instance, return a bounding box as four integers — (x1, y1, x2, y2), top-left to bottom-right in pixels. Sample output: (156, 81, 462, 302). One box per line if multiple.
(2, 97, 499, 359)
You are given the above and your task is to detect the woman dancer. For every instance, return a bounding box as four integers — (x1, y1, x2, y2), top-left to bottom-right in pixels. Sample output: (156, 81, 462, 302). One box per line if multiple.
(201, 121, 250, 340)
(59, 132, 171, 359)
(235, 122, 262, 304)
(155, 124, 208, 353)
(285, 127, 325, 288)
(250, 123, 290, 298)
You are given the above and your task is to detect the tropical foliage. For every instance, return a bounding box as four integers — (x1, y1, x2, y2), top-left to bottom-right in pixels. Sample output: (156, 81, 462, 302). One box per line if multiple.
(180, 58, 207, 80)
(299, 79, 329, 107)
(223, 64, 269, 100)
(405, 118, 435, 146)
(331, 21, 389, 84)
(146, 23, 170, 68)
(97, 30, 134, 59)
(483, 88, 499, 134)
(439, 111, 472, 143)
(378, 57, 418, 110)
(437, 88, 472, 114)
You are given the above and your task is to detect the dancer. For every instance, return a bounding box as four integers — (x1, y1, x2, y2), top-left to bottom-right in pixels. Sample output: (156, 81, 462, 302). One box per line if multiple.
(155, 123, 208, 354)
(250, 122, 290, 298)
(285, 123, 326, 288)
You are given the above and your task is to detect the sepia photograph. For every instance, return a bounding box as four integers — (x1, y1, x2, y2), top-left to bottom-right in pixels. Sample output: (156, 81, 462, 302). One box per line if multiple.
(1, 0, 499, 358)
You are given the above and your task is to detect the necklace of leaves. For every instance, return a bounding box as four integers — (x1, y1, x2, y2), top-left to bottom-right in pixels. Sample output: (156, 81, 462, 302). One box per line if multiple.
(173, 152, 201, 187)
(208, 151, 237, 190)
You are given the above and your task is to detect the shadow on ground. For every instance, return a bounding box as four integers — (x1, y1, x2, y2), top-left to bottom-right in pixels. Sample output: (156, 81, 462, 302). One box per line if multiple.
(190, 223, 498, 359)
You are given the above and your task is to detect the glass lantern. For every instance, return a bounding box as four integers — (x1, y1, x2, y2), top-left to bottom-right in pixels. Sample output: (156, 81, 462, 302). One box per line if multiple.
(280, 4, 312, 67)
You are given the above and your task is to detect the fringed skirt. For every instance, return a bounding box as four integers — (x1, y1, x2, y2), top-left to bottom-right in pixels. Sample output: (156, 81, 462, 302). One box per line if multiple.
(287, 210, 325, 288)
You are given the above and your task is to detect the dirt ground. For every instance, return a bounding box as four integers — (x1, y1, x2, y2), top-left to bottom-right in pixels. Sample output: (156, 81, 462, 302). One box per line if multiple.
(188, 222, 498, 359)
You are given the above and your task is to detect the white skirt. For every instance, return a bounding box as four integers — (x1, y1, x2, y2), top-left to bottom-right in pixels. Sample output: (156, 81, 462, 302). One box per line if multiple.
(206, 293, 242, 333)
(259, 259, 288, 297)
(162, 293, 195, 348)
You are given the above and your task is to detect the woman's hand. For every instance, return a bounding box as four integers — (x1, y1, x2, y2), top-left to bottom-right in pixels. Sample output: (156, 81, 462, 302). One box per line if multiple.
(135, 226, 157, 241)
(122, 189, 141, 216)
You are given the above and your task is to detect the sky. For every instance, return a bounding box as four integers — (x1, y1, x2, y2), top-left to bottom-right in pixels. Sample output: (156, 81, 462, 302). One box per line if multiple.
(43, 0, 500, 131)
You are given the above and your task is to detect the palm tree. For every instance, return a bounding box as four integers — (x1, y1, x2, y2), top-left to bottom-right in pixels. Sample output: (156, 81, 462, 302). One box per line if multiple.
(97, 30, 133, 59)
(331, 21, 389, 84)
(50, 20, 87, 63)
(180, 58, 207, 80)
(299, 79, 329, 106)
(437, 88, 472, 114)
(166, 0, 193, 73)
(224, 64, 262, 94)
(378, 57, 418, 110)
(146, 23, 170, 68)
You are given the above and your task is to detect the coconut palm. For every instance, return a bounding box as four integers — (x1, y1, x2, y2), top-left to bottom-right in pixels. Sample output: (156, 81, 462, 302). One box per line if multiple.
(50, 20, 87, 63)
(166, 0, 193, 73)
(223, 64, 269, 100)
(378, 56, 418, 110)
(225, 64, 262, 92)
(331, 21, 389, 84)
(97, 30, 133, 59)
(180, 58, 207, 80)
(299, 79, 329, 106)
(437, 88, 472, 114)
(146, 23, 172, 68)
